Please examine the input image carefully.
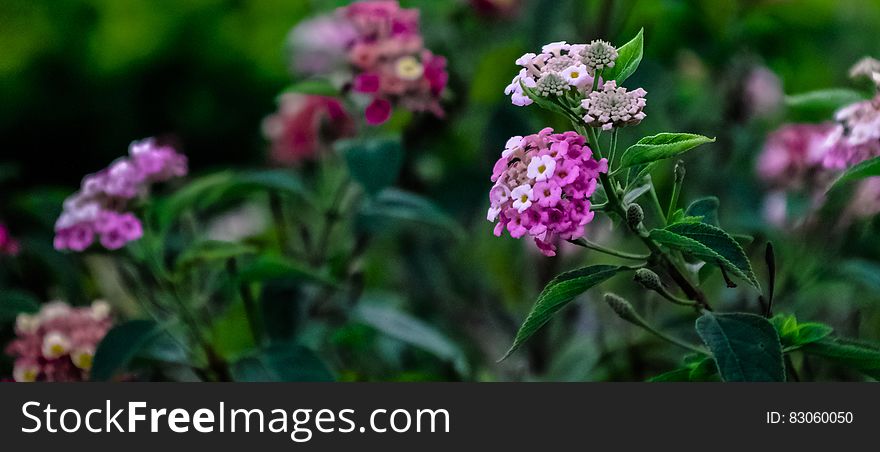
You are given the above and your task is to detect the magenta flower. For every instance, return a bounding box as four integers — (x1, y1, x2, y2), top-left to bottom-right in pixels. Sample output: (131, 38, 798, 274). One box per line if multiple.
(0, 223, 20, 256)
(54, 138, 187, 252)
(6, 300, 113, 382)
(822, 96, 880, 169)
(488, 128, 608, 256)
(756, 123, 836, 189)
(262, 93, 355, 165)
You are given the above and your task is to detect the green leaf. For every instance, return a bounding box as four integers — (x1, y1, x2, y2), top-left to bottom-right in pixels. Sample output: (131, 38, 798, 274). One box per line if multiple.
(354, 299, 469, 375)
(91, 320, 161, 381)
(685, 196, 720, 226)
(223, 169, 307, 198)
(237, 255, 338, 287)
(604, 28, 644, 83)
(785, 88, 865, 115)
(770, 313, 833, 350)
(521, 81, 578, 120)
(647, 367, 692, 382)
(282, 79, 338, 97)
(802, 337, 880, 380)
(231, 342, 334, 382)
(650, 222, 761, 290)
(175, 240, 257, 271)
(337, 137, 403, 195)
(501, 265, 626, 360)
(695, 312, 785, 382)
(830, 156, 880, 191)
(0, 290, 40, 322)
(622, 183, 651, 205)
(357, 188, 463, 237)
(619, 133, 716, 169)
(156, 171, 234, 230)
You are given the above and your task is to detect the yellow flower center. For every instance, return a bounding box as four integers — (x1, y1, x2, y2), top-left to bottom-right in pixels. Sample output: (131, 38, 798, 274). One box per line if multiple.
(538, 164, 546, 173)
(50, 343, 65, 355)
(570, 71, 580, 79)
(74, 352, 94, 370)
(395, 56, 424, 81)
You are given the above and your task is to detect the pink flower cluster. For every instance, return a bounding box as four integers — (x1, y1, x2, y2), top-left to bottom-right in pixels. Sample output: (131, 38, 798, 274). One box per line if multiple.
(343, 1, 447, 125)
(756, 123, 836, 189)
(54, 138, 187, 252)
(0, 223, 20, 256)
(262, 93, 355, 165)
(289, 1, 448, 126)
(822, 96, 880, 169)
(488, 128, 608, 256)
(6, 300, 113, 382)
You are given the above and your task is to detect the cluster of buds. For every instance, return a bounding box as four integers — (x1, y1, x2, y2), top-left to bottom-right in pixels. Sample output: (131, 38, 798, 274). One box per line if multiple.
(54, 138, 187, 252)
(488, 128, 608, 256)
(6, 300, 113, 382)
(262, 93, 355, 165)
(504, 40, 647, 130)
(289, 1, 448, 126)
(0, 222, 20, 256)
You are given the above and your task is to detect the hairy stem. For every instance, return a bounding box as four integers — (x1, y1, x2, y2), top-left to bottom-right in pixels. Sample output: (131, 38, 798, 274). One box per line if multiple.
(568, 237, 650, 261)
(579, 124, 711, 310)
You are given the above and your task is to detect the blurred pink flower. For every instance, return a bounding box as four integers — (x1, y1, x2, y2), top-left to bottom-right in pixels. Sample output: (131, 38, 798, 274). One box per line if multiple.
(756, 123, 835, 189)
(469, 0, 522, 18)
(262, 94, 355, 165)
(822, 96, 880, 169)
(288, 1, 447, 126)
(287, 15, 357, 76)
(6, 300, 113, 382)
(0, 223, 20, 256)
(54, 138, 187, 252)
(744, 66, 783, 118)
(845, 177, 880, 220)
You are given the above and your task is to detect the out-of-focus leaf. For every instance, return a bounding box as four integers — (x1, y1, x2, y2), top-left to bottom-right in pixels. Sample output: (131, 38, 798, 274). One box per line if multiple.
(604, 28, 644, 83)
(260, 279, 303, 342)
(237, 255, 338, 287)
(785, 88, 865, 115)
(156, 171, 234, 229)
(619, 133, 715, 169)
(91, 320, 161, 381)
(354, 298, 469, 376)
(696, 312, 785, 382)
(830, 156, 880, 191)
(282, 79, 338, 97)
(231, 342, 334, 382)
(174, 240, 256, 271)
(501, 265, 626, 360)
(337, 137, 403, 195)
(685, 196, 720, 226)
(0, 290, 40, 322)
(801, 337, 880, 380)
(357, 188, 462, 237)
(650, 222, 760, 290)
(840, 259, 880, 290)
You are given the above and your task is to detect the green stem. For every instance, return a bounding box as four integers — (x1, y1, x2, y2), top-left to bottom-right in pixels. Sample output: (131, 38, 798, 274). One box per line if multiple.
(609, 129, 619, 168)
(653, 284, 700, 308)
(568, 238, 650, 261)
(666, 174, 682, 222)
(647, 179, 667, 226)
(578, 123, 711, 310)
(637, 320, 709, 355)
(269, 192, 291, 253)
(226, 257, 266, 346)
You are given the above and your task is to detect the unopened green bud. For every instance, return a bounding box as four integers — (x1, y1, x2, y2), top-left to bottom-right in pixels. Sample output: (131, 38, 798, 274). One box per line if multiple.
(604, 293, 639, 324)
(674, 160, 686, 183)
(633, 268, 663, 291)
(626, 203, 644, 229)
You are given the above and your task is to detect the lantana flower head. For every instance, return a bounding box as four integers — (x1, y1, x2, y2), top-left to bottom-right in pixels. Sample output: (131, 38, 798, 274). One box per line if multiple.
(262, 93, 355, 165)
(822, 96, 880, 169)
(6, 300, 113, 382)
(756, 123, 836, 189)
(289, 1, 447, 126)
(578, 40, 618, 75)
(581, 81, 647, 130)
(54, 138, 187, 252)
(488, 128, 608, 256)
